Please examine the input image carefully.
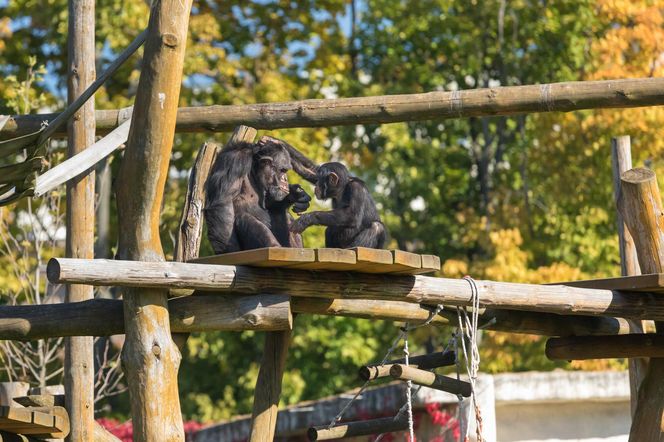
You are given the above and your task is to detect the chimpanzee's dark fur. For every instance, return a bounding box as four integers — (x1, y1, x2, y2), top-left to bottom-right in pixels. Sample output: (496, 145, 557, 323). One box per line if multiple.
(204, 140, 311, 254)
(262, 137, 386, 249)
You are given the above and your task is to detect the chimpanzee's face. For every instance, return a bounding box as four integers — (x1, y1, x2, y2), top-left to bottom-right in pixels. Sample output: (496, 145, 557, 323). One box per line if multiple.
(255, 146, 292, 203)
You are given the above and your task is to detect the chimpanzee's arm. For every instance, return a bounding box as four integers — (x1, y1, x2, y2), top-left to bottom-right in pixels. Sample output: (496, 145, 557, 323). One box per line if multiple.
(290, 182, 365, 232)
(258, 135, 319, 183)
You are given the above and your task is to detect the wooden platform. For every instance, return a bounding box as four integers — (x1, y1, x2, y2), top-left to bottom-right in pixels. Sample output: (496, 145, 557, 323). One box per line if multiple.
(559, 273, 664, 293)
(0, 406, 68, 437)
(191, 247, 441, 275)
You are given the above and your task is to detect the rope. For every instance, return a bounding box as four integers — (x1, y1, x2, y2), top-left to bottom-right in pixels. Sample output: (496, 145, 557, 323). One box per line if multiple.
(327, 305, 444, 430)
(456, 276, 484, 442)
(403, 326, 415, 441)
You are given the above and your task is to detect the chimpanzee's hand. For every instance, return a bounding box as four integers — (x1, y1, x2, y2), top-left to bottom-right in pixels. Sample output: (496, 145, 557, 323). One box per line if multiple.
(289, 184, 311, 214)
(289, 214, 310, 234)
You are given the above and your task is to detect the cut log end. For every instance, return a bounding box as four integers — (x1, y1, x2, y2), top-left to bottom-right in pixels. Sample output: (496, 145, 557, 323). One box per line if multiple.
(46, 258, 61, 283)
(622, 167, 656, 184)
(307, 427, 319, 441)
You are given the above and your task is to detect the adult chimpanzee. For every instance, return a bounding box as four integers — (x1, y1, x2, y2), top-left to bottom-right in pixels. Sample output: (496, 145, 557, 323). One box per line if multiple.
(204, 138, 311, 254)
(259, 136, 387, 249)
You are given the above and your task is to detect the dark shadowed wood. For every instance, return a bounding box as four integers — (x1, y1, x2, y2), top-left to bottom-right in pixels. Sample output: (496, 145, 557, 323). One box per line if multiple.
(0, 296, 291, 340)
(389, 364, 471, 396)
(359, 350, 455, 381)
(615, 168, 664, 441)
(114, 0, 193, 439)
(48, 258, 664, 321)
(292, 297, 634, 336)
(308, 415, 407, 441)
(546, 334, 664, 360)
(611, 136, 646, 418)
(64, 1, 95, 440)
(7, 78, 664, 138)
(560, 273, 664, 292)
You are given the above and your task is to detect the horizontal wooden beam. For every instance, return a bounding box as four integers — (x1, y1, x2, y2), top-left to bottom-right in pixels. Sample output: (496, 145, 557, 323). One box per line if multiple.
(293, 298, 635, 336)
(308, 415, 408, 441)
(47, 258, 664, 321)
(546, 334, 664, 360)
(4, 78, 664, 139)
(0, 295, 291, 340)
(0, 294, 637, 340)
(390, 364, 472, 397)
(359, 350, 455, 381)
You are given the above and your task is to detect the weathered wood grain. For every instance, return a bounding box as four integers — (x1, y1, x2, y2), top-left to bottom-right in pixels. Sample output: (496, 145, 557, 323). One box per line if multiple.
(291, 297, 634, 336)
(546, 334, 664, 360)
(308, 415, 408, 441)
(49, 258, 664, 320)
(0, 296, 291, 340)
(248, 330, 292, 442)
(192, 248, 316, 267)
(389, 364, 471, 397)
(359, 350, 455, 381)
(7, 78, 664, 138)
(611, 136, 646, 419)
(64, 1, 96, 440)
(34, 119, 131, 197)
(114, 0, 193, 439)
(615, 167, 664, 441)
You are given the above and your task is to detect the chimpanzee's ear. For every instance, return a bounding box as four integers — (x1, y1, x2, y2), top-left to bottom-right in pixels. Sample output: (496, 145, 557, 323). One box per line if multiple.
(328, 171, 339, 186)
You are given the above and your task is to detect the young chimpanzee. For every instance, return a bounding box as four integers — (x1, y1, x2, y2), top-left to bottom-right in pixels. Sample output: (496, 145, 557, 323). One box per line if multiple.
(259, 136, 387, 249)
(205, 138, 311, 254)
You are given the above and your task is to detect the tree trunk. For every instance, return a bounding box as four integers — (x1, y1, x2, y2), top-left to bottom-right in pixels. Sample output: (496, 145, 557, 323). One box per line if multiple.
(64, 1, 95, 440)
(114, 0, 192, 439)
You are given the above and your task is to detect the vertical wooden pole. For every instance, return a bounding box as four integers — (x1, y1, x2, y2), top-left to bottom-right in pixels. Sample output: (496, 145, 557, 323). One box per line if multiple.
(611, 136, 646, 418)
(617, 168, 664, 440)
(249, 329, 292, 441)
(65, 1, 95, 441)
(115, 0, 192, 440)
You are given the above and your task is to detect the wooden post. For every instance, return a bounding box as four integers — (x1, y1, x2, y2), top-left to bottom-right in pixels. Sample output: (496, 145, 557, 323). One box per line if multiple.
(114, 0, 192, 439)
(616, 168, 664, 440)
(64, 1, 95, 440)
(249, 330, 292, 441)
(611, 136, 646, 418)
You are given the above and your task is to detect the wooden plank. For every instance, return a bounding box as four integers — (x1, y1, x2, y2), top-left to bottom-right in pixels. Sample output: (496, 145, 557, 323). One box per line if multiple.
(287, 248, 356, 271)
(191, 247, 315, 267)
(421, 254, 441, 273)
(0, 406, 31, 423)
(349, 247, 395, 273)
(389, 249, 422, 274)
(559, 273, 664, 293)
